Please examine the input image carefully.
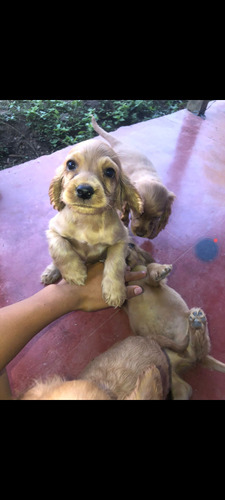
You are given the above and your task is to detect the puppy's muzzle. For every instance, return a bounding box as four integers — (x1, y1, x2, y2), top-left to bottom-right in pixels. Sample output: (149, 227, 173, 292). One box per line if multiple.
(136, 230, 146, 237)
(76, 184, 94, 200)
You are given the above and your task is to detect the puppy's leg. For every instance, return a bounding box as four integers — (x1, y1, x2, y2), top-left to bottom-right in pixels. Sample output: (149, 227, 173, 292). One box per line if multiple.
(46, 229, 87, 285)
(171, 371, 193, 400)
(102, 241, 127, 308)
(41, 263, 62, 285)
(188, 308, 210, 360)
(168, 309, 211, 400)
(189, 308, 225, 373)
(165, 347, 194, 399)
(146, 263, 172, 287)
(201, 355, 225, 373)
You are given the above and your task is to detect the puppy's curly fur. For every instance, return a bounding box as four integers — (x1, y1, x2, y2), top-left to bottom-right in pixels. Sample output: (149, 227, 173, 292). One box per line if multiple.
(41, 139, 143, 308)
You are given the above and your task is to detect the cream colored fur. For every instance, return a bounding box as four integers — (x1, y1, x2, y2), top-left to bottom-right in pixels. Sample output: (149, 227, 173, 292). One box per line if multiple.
(41, 139, 143, 308)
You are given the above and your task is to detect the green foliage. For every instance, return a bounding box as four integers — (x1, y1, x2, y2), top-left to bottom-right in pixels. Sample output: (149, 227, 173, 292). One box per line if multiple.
(7, 99, 94, 149)
(5, 99, 188, 155)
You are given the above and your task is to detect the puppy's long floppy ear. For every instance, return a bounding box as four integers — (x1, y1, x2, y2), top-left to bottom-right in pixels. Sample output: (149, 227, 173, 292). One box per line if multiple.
(158, 192, 175, 231)
(116, 173, 143, 215)
(126, 241, 155, 268)
(120, 202, 130, 226)
(125, 366, 163, 400)
(48, 168, 65, 211)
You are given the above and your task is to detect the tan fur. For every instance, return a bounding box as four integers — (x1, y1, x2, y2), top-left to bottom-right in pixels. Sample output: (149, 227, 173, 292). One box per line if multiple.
(92, 117, 175, 239)
(79, 336, 170, 399)
(41, 140, 143, 308)
(21, 336, 170, 400)
(21, 318, 225, 400)
(20, 319, 225, 400)
(125, 243, 225, 399)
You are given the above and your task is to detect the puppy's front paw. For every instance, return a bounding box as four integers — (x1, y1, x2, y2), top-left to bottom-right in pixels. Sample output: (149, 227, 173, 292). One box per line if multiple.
(41, 264, 62, 284)
(63, 270, 87, 286)
(102, 278, 127, 308)
(152, 264, 172, 282)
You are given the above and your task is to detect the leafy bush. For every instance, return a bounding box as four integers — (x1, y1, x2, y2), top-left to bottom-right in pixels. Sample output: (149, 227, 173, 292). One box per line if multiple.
(6, 99, 187, 152)
(0, 100, 188, 169)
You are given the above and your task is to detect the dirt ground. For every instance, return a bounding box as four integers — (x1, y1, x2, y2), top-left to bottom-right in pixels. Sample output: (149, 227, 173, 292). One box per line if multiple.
(0, 101, 54, 169)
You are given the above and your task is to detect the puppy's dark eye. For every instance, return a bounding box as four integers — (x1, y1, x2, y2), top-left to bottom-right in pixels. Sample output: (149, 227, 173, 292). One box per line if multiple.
(67, 160, 77, 171)
(104, 167, 115, 178)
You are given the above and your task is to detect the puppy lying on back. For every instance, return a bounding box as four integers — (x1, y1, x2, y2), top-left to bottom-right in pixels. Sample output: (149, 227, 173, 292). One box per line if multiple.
(20, 336, 171, 400)
(92, 117, 175, 239)
(165, 319, 225, 399)
(125, 243, 225, 399)
(41, 139, 143, 308)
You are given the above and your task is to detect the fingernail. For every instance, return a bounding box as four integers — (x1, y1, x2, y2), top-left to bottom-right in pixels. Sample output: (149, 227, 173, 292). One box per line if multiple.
(134, 286, 143, 296)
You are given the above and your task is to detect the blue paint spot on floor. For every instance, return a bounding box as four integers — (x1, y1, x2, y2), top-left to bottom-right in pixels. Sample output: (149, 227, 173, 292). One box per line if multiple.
(194, 238, 219, 262)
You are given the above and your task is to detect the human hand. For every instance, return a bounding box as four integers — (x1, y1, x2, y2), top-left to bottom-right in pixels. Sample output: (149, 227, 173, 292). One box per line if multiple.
(57, 261, 146, 312)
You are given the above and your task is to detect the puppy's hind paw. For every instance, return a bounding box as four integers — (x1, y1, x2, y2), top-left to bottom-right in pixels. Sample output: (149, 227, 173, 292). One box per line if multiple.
(189, 308, 207, 330)
(188, 308, 209, 360)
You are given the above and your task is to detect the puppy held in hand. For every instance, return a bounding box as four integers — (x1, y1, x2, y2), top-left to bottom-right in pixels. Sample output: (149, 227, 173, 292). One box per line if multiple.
(125, 243, 225, 399)
(92, 116, 175, 239)
(41, 139, 143, 308)
(21, 336, 170, 400)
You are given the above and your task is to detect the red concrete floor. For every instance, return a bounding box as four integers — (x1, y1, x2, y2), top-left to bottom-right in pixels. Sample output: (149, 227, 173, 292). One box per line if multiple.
(1, 100, 225, 399)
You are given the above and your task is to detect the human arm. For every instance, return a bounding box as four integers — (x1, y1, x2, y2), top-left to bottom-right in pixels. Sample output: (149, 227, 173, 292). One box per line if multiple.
(0, 262, 146, 372)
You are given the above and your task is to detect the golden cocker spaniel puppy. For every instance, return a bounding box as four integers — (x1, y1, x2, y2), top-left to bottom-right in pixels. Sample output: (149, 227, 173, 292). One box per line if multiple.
(125, 243, 225, 399)
(20, 336, 170, 400)
(92, 117, 175, 239)
(41, 139, 143, 308)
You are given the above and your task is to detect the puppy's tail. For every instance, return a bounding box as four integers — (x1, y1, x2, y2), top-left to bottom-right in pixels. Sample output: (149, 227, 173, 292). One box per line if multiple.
(91, 116, 121, 148)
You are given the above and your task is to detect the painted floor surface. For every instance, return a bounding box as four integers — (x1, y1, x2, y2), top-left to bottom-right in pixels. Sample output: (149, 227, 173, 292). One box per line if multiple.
(1, 100, 225, 399)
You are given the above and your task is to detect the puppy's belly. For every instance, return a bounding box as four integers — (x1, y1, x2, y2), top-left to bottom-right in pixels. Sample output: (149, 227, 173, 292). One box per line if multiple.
(127, 287, 189, 344)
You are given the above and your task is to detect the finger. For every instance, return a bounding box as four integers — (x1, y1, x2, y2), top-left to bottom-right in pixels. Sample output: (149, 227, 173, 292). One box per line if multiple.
(125, 269, 147, 282)
(126, 285, 144, 300)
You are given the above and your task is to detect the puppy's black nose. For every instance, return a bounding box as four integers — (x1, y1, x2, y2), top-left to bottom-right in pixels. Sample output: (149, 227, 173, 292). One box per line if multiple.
(76, 184, 94, 200)
(136, 231, 145, 237)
